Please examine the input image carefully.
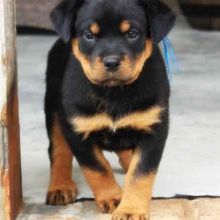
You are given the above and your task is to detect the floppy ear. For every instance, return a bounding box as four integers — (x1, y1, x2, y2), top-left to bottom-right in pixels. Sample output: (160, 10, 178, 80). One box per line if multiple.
(50, 0, 83, 42)
(140, 0, 176, 43)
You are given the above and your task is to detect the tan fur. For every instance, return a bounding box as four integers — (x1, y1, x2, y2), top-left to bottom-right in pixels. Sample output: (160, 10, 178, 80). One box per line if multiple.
(120, 20, 131, 33)
(118, 55, 134, 82)
(72, 105, 164, 139)
(46, 115, 77, 205)
(91, 55, 134, 85)
(72, 39, 99, 85)
(90, 23, 100, 34)
(116, 150, 133, 173)
(91, 56, 108, 81)
(72, 38, 153, 87)
(82, 146, 122, 213)
(88, 40, 153, 86)
(112, 151, 156, 219)
(126, 39, 153, 85)
(72, 112, 112, 139)
(115, 105, 163, 131)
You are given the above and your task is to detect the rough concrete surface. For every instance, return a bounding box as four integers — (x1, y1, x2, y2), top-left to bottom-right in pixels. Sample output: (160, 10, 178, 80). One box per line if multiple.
(18, 198, 220, 220)
(16, 17, 220, 219)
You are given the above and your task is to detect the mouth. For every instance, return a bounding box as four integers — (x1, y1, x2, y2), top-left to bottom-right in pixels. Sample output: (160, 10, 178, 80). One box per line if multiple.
(96, 77, 122, 87)
(91, 71, 135, 87)
(94, 74, 135, 87)
(104, 79, 122, 87)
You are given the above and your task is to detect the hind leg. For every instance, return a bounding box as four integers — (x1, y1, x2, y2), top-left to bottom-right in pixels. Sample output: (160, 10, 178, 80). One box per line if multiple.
(115, 150, 133, 173)
(46, 115, 78, 205)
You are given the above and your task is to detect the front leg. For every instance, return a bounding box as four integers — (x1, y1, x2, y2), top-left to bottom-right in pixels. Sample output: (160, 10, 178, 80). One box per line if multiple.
(112, 150, 156, 220)
(71, 138, 122, 213)
(83, 146, 122, 213)
(112, 120, 168, 220)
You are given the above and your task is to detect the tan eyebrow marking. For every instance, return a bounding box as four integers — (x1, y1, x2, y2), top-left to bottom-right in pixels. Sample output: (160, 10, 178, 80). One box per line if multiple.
(90, 23, 100, 34)
(120, 20, 131, 33)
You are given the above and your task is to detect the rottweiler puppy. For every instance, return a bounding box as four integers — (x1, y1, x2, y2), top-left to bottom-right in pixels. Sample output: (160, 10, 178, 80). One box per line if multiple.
(45, 0, 176, 219)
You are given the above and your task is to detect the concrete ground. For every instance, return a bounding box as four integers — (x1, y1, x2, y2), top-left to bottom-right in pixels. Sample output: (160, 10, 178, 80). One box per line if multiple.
(17, 198, 220, 220)
(16, 18, 220, 219)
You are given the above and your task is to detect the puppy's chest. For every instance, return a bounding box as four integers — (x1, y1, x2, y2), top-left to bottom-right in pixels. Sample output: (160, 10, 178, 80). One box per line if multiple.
(70, 105, 163, 141)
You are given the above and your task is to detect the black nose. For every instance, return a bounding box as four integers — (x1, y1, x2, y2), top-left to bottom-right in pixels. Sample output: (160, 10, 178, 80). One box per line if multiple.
(103, 56, 121, 71)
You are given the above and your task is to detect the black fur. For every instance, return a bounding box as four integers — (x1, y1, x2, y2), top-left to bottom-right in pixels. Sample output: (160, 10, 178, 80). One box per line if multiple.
(45, 0, 175, 179)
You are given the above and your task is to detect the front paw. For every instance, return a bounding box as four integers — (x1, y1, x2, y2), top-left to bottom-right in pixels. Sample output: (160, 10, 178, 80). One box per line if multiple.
(112, 208, 149, 220)
(46, 181, 78, 206)
(96, 188, 122, 214)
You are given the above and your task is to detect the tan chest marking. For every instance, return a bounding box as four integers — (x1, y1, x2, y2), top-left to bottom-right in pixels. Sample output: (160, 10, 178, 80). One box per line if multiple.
(71, 106, 164, 139)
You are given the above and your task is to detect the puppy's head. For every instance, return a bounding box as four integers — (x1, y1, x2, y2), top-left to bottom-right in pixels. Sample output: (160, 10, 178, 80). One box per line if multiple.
(51, 0, 176, 87)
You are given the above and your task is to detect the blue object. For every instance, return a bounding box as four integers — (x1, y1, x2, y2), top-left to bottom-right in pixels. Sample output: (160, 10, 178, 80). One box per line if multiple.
(161, 37, 180, 81)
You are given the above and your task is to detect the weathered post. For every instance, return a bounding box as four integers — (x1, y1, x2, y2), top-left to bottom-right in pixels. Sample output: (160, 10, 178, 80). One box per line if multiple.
(0, 0, 23, 219)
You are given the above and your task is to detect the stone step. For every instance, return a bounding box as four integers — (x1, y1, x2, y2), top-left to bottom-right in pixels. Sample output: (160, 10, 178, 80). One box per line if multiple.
(17, 198, 220, 220)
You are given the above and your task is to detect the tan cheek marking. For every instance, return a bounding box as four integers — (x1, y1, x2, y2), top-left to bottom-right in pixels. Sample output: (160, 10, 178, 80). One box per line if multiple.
(90, 23, 100, 35)
(71, 105, 164, 139)
(126, 39, 153, 85)
(72, 39, 106, 85)
(115, 151, 156, 215)
(91, 56, 106, 79)
(119, 55, 134, 80)
(120, 20, 131, 33)
(72, 39, 98, 85)
(134, 39, 153, 75)
(72, 39, 91, 76)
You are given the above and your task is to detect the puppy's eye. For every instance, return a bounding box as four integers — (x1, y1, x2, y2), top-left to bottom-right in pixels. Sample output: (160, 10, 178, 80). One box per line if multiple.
(127, 29, 139, 39)
(83, 31, 95, 41)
